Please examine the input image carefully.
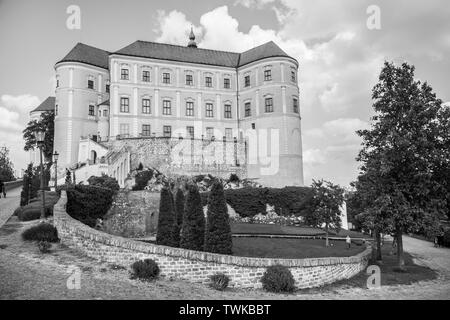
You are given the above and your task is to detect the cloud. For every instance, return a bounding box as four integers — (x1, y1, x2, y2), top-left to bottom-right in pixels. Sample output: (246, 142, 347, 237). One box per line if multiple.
(303, 148, 326, 166)
(1, 94, 40, 113)
(0, 107, 22, 131)
(306, 118, 369, 143)
(154, 10, 202, 45)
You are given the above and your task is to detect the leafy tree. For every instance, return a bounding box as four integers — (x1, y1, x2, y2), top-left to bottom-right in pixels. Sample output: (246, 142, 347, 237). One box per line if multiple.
(309, 179, 345, 247)
(204, 181, 233, 254)
(156, 187, 176, 246)
(132, 169, 153, 191)
(180, 184, 205, 251)
(23, 111, 54, 162)
(0, 146, 15, 182)
(356, 61, 449, 268)
(171, 188, 185, 247)
(20, 164, 34, 206)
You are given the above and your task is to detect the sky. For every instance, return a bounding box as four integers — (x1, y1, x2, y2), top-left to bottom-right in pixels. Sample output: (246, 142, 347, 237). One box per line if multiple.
(0, 0, 449, 186)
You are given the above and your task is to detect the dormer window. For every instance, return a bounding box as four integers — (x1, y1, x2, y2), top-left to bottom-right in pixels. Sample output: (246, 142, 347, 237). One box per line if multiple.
(121, 68, 129, 80)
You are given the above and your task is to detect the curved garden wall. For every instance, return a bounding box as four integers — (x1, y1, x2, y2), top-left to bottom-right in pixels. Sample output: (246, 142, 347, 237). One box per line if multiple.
(54, 191, 372, 289)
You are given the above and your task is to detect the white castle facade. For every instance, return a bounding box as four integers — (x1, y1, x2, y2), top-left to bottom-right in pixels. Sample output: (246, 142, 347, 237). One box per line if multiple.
(34, 31, 304, 187)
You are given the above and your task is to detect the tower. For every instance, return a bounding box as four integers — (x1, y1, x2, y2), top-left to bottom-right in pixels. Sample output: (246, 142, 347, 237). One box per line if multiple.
(187, 27, 197, 48)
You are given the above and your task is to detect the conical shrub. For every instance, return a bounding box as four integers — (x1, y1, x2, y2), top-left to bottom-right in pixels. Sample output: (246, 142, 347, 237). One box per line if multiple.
(180, 184, 205, 251)
(156, 187, 176, 246)
(171, 188, 185, 247)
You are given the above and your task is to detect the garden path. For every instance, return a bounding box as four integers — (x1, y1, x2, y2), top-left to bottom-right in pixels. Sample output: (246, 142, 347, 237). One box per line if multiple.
(0, 187, 20, 228)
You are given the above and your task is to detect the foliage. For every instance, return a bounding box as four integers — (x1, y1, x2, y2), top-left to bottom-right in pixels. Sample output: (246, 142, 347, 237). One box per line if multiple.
(355, 61, 449, 267)
(172, 189, 185, 247)
(87, 174, 120, 192)
(180, 184, 205, 251)
(63, 184, 115, 227)
(204, 182, 233, 254)
(21, 223, 59, 242)
(228, 173, 240, 183)
(132, 169, 154, 191)
(156, 187, 177, 246)
(130, 259, 160, 281)
(65, 169, 72, 185)
(23, 111, 54, 162)
(261, 265, 295, 293)
(307, 179, 345, 246)
(209, 273, 230, 291)
(17, 191, 59, 221)
(0, 146, 15, 182)
(38, 240, 51, 253)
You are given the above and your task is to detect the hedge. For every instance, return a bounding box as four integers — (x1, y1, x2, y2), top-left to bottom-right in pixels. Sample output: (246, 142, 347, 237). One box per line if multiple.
(200, 186, 314, 218)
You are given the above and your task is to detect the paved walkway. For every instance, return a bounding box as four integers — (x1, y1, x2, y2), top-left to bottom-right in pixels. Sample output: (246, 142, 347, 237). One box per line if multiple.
(0, 187, 20, 228)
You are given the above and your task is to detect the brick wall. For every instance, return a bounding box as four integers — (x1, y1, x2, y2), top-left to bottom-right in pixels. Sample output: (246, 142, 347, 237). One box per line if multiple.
(54, 191, 372, 289)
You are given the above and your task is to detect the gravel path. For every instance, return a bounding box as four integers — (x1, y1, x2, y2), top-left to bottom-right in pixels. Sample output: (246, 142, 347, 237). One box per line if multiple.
(0, 187, 20, 228)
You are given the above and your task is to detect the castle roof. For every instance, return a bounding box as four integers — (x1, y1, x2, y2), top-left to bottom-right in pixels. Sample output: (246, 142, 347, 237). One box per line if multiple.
(56, 40, 297, 70)
(30, 96, 55, 114)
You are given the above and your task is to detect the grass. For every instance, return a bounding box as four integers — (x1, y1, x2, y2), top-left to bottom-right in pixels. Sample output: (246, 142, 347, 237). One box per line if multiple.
(232, 237, 366, 259)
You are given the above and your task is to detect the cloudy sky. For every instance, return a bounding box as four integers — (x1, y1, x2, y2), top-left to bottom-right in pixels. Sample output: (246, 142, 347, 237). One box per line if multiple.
(0, 0, 449, 186)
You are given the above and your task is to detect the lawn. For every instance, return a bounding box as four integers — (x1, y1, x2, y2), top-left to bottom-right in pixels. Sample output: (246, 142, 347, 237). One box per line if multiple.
(232, 237, 366, 259)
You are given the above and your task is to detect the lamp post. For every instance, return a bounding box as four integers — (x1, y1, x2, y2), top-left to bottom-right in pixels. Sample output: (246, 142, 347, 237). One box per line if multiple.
(35, 130, 46, 220)
(53, 151, 59, 189)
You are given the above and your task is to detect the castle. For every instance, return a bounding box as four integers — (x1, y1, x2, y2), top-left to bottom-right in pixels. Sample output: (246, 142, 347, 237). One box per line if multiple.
(31, 30, 304, 187)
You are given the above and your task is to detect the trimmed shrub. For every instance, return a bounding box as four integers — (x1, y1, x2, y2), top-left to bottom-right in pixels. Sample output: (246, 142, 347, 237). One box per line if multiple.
(443, 229, 450, 248)
(130, 259, 160, 281)
(156, 187, 176, 246)
(200, 186, 314, 218)
(204, 182, 233, 254)
(172, 189, 185, 247)
(180, 184, 205, 251)
(209, 273, 230, 291)
(22, 223, 59, 242)
(132, 170, 154, 191)
(38, 240, 51, 253)
(261, 265, 295, 293)
(87, 174, 120, 192)
(64, 184, 115, 227)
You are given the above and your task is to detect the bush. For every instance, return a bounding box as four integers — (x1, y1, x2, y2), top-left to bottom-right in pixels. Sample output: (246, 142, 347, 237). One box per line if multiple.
(130, 259, 160, 281)
(172, 189, 185, 247)
(38, 240, 51, 253)
(261, 265, 295, 293)
(443, 229, 450, 247)
(64, 184, 115, 227)
(132, 170, 154, 191)
(22, 223, 59, 242)
(209, 273, 230, 291)
(200, 186, 314, 218)
(180, 184, 205, 251)
(156, 187, 176, 246)
(87, 174, 120, 192)
(204, 182, 233, 254)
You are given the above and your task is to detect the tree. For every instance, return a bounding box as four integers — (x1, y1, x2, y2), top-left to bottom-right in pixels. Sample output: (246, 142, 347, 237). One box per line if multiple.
(204, 181, 233, 254)
(180, 184, 205, 251)
(20, 164, 33, 206)
(65, 169, 72, 185)
(156, 187, 176, 246)
(309, 179, 345, 247)
(23, 111, 54, 162)
(0, 146, 15, 182)
(356, 61, 449, 268)
(171, 188, 185, 247)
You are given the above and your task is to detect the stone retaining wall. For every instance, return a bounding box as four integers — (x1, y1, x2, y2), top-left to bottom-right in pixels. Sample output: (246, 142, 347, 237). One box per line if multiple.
(54, 191, 372, 289)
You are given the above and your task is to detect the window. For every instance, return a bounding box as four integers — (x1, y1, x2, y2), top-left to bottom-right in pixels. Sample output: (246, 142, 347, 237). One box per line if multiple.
(88, 104, 95, 116)
(142, 70, 150, 82)
(185, 74, 193, 86)
(293, 98, 299, 113)
(56, 79, 59, 88)
(265, 97, 274, 113)
(119, 123, 129, 137)
(103, 110, 108, 117)
(245, 102, 251, 117)
(224, 104, 232, 119)
(224, 78, 230, 89)
(186, 126, 194, 139)
(252, 123, 256, 130)
(205, 103, 214, 118)
(106, 84, 110, 93)
(142, 124, 151, 136)
(88, 80, 94, 89)
(163, 125, 172, 137)
(121, 69, 129, 80)
(186, 101, 194, 116)
(225, 128, 233, 140)
(206, 127, 214, 140)
(205, 76, 212, 87)
(264, 69, 272, 81)
(244, 75, 250, 87)
(162, 73, 170, 84)
(163, 100, 171, 115)
(142, 99, 151, 114)
(120, 97, 129, 113)
(55, 105, 58, 116)
(291, 71, 296, 82)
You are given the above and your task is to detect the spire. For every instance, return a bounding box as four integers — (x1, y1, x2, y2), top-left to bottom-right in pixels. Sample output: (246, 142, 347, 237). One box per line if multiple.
(187, 26, 197, 48)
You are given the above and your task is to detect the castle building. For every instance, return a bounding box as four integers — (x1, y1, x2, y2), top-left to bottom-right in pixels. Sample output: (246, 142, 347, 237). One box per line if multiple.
(51, 31, 304, 187)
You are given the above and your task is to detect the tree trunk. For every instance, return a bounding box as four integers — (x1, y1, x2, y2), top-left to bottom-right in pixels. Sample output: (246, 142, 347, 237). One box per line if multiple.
(375, 228, 382, 261)
(325, 223, 329, 247)
(396, 226, 405, 268)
